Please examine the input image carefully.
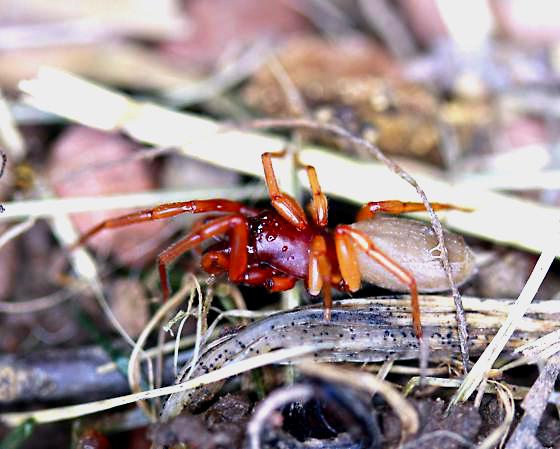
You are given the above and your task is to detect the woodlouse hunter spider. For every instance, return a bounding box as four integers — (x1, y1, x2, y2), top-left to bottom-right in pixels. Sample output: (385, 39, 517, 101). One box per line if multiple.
(73, 151, 476, 337)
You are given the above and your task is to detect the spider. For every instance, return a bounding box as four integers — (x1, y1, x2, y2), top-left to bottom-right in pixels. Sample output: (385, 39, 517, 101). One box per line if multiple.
(74, 151, 475, 337)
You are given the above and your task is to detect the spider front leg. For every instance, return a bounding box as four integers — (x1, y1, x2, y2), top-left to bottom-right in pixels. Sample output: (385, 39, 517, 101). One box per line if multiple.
(71, 199, 258, 250)
(261, 151, 309, 230)
(356, 200, 470, 222)
(263, 150, 329, 228)
(158, 214, 249, 302)
(335, 225, 422, 337)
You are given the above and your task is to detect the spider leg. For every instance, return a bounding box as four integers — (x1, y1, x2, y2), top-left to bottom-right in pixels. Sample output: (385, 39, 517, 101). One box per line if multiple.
(261, 151, 309, 230)
(356, 200, 471, 222)
(242, 265, 297, 291)
(201, 250, 230, 274)
(302, 163, 328, 227)
(308, 235, 333, 320)
(72, 199, 258, 249)
(157, 214, 249, 301)
(334, 228, 361, 292)
(335, 225, 422, 337)
(202, 251, 298, 292)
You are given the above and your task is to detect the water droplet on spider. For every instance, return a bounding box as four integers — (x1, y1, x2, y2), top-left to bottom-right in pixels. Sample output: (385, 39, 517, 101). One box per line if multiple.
(267, 234, 276, 242)
(282, 245, 288, 252)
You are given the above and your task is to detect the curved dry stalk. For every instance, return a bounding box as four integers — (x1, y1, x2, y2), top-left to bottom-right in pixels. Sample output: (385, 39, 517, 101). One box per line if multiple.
(176, 276, 205, 383)
(297, 362, 419, 441)
(164, 295, 560, 415)
(127, 278, 196, 420)
(476, 382, 515, 449)
(247, 384, 315, 449)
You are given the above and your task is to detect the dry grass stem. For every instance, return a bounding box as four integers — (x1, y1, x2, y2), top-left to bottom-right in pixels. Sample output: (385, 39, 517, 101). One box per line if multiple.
(404, 377, 529, 402)
(456, 169, 560, 191)
(505, 354, 560, 449)
(0, 345, 327, 427)
(17, 68, 560, 259)
(475, 382, 515, 449)
(452, 225, 560, 404)
(127, 277, 196, 420)
(366, 364, 450, 377)
(96, 328, 222, 375)
(514, 329, 560, 361)
(178, 276, 205, 383)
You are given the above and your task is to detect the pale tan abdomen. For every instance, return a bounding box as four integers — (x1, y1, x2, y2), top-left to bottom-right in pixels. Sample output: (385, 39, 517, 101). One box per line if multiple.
(350, 216, 476, 292)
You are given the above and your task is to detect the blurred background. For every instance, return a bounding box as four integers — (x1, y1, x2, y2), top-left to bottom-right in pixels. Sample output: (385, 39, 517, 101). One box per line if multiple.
(2, 1, 560, 448)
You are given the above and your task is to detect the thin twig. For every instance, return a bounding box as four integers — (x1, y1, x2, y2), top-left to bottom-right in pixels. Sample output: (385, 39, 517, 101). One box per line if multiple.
(179, 276, 205, 382)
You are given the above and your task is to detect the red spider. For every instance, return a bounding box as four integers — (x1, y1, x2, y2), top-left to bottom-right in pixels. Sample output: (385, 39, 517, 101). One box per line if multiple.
(74, 151, 470, 337)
